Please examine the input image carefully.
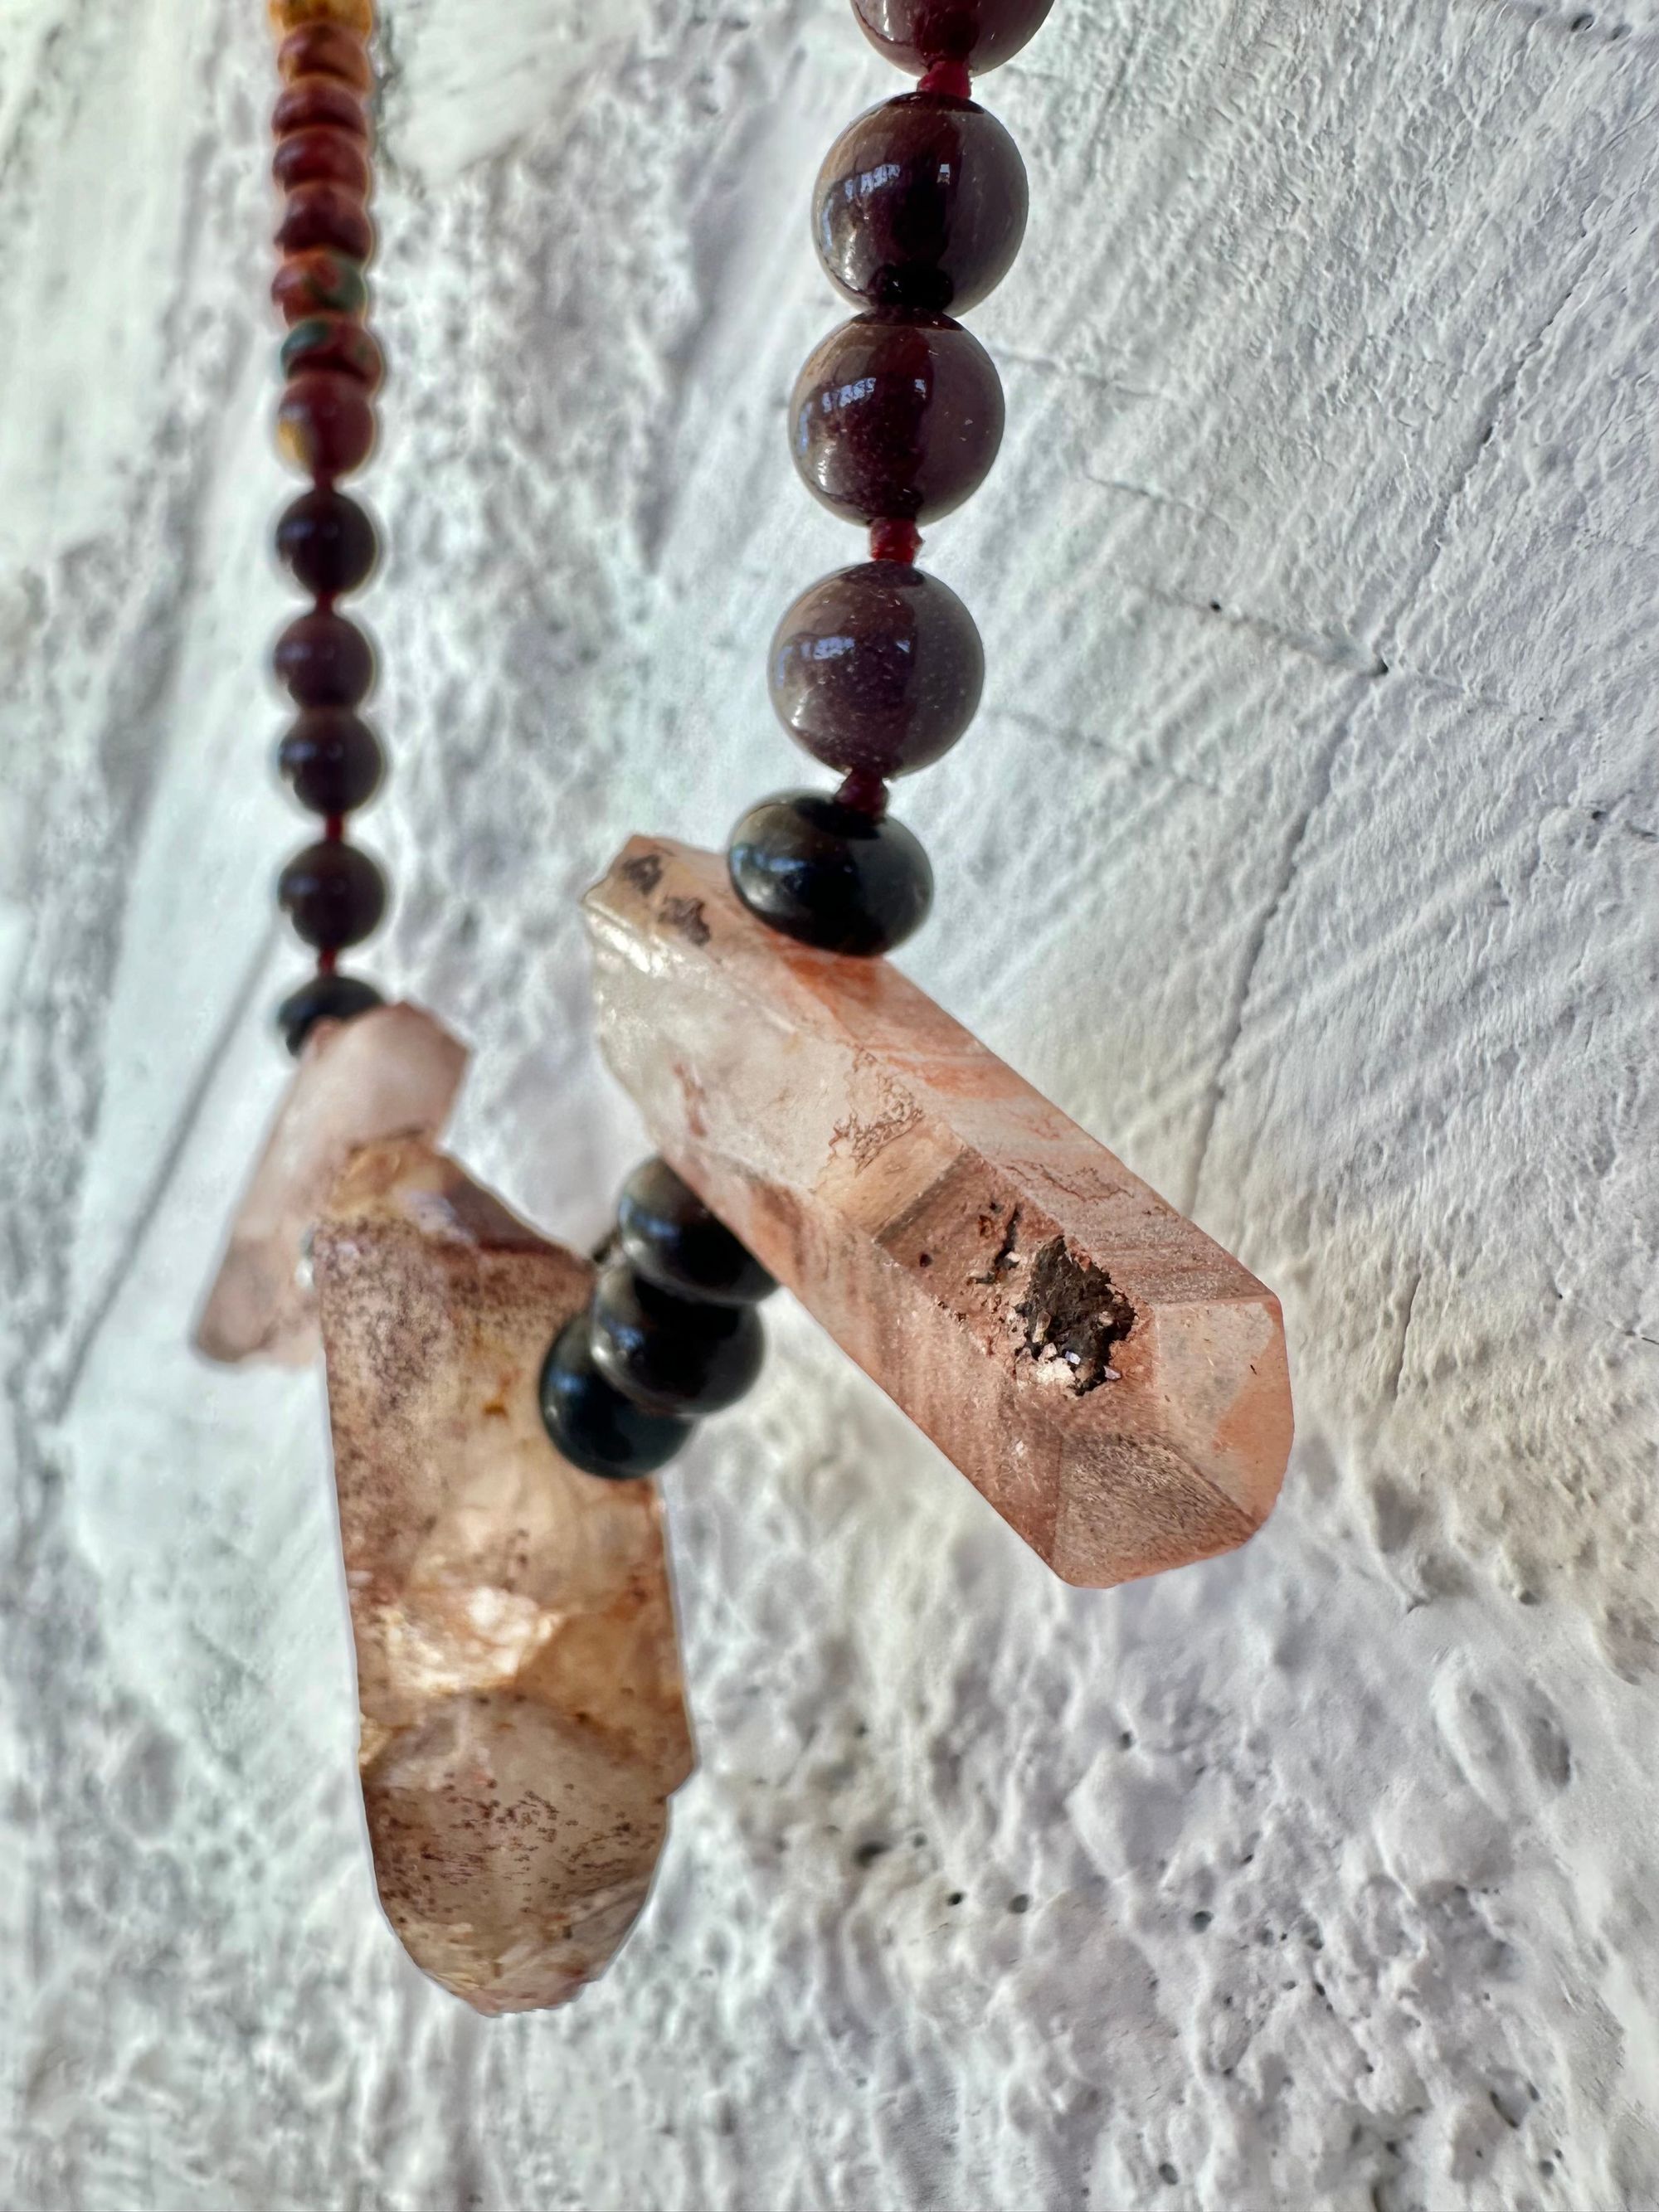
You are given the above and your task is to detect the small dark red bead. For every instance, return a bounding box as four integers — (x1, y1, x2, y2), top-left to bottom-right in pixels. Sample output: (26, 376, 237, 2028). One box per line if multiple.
(273, 610, 376, 707)
(850, 0, 1054, 75)
(275, 182, 373, 264)
(272, 249, 367, 324)
(278, 707, 385, 814)
(275, 484, 378, 596)
(273, 75, 370, 141)
(273, 124, 370, 197)
(815, 94, 1028, 314)
(791, 311, 1005, 525)
(278, 23, 372, 89)
(280, 314, 384, 391)
(278, 839, 387, 950)
(276, 370, 376, 479)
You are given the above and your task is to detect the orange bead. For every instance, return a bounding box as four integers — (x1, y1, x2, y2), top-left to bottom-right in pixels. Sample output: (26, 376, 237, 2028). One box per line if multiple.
(270, 0, 373, 35)
(277, 25, 372, 89)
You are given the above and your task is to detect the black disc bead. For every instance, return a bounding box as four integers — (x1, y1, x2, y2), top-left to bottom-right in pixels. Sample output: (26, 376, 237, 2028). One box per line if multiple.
(275, 969, 384, 1055)
(589, 1263, 766, 1418)
(278, 707, 385, 815)
(728, 790, 932, 956)
(277, 838, 387, 950)
(275, 485, 378, 598)
(618, 1158, 777, 1306)
(539, 1315, 697, 1480)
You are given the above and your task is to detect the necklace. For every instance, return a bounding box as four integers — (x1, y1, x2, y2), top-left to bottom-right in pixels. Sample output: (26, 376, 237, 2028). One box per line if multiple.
(199, 0, 1292, 2015)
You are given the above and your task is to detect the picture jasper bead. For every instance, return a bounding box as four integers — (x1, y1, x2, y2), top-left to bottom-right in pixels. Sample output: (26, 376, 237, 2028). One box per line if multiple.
(276, 182, 373, 264)
(815, 94, 1028, 314)
(791, 312, 1005, 525)
(278, 707, 384, 814)
(278, 23, 372, 90)
(770, 561, 984, 779)
(276, 968, 383, 1056)
(280, 313, 383, 390)
(273, 609, 375, 706)
(272, 124, 370, 197)
(539, 1316, 695, 1481)
(271, 248, 368, 324)
(590, 1265, 766, 1419)
(275, 484, 378, 596)
(277, 839, 387, 950)
(729, 790, 933, 956)
(276, 370, 376, 479)
(850, 0, 1055, 74)
(618, 1158, 778, 1306)
(273, 75, 370, 140)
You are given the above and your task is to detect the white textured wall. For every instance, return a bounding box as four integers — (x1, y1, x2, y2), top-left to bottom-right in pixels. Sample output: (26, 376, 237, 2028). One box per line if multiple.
(3, 0, 1657, 2204)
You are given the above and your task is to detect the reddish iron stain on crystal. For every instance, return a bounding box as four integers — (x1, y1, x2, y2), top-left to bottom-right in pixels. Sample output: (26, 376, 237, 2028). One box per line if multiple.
(194, 1003, 467, 1367)
(314, 1139, 693, 2015)
(584, 839, 1292, 1588)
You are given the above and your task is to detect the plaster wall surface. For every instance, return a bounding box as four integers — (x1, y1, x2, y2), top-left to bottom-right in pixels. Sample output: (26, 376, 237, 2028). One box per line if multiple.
(2, 1, 1657, 2205)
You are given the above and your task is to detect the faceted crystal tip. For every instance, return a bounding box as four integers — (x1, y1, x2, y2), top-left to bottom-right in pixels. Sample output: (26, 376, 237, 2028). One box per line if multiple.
(584, 837, 1292, 1590)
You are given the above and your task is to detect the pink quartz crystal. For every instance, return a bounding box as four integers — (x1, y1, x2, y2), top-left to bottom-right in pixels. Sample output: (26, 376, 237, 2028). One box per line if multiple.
(314, 1138, 693, 2014)
(585, 839, 1292, 1589)
(194, 1003, 467, 1366)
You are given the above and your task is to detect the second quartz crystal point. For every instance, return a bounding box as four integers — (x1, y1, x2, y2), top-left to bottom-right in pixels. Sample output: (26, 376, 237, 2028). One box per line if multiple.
(585, 839, 1293, 1589)
(314, 1137, 693, 2015)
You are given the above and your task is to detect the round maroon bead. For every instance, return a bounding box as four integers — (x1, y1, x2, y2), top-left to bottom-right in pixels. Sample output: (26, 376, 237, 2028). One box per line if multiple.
(273, 125, 371, 197)
(278, 839, 387, 951)
(850, 0, 1054, 74)
(278, 708, 385, 814)
(275, 182, 373, 264)
(273, 75, 370, 141)
(278, 23, 372, 89)
(276, 370, 376, 479)
(791, 312, 1005, 525)
(280, 314, 383, 391)
(770, 562, 984, 780)
(815, 93, 1027, 314)
(273, 610, 376, 707)
(275, 484, 378, 597)
(272, 249, 368, 324)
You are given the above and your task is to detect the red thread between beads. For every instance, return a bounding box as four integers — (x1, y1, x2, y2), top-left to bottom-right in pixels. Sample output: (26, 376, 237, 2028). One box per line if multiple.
(324, 814, 346, 842)
(836, 768, 890, 819)
(918, 59, 971, 98)
(317, 946, 338, 975)
(869, 518, 922, 564)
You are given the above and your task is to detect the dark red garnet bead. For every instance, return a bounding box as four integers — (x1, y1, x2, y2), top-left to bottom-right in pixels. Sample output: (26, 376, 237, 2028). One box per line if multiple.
(769, 561, 984, 780)
(272, 249, 368, 324)
(851, 0, 1055, 75)
(280, 314, 384, 391)
(278, 23, 373, 90)
(815, 93, 1028, 314)
(278, 839, 387, 951)
(278, 707, 385, 814)
(273, 125, 371, 197)
(273, 75, 371, 141)
(791, 311, 1005, 525)
(275, 182, 373, 264)
(274, 610, 376, 707)
(276, 370, 377, 479)
(275, 485, 378, 597)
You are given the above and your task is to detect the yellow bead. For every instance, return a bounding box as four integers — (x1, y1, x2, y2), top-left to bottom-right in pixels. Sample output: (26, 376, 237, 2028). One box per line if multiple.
(269, 0, 373, 36)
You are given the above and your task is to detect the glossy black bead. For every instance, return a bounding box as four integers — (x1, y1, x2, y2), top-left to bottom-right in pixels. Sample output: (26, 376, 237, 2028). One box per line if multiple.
(589, 1264, 766, 1417)
(278, 707, 385, 814)
(275, 969, 384, 1055)
(814, 94, 1028, 314)
(728, 791, 933, 956)
(618, 1158, 777, 1307)
(277, 838, 387, 950)
(275, 485, 378, 598)
(539, 1315, 696, 1480)
(273, 610, 375, 707)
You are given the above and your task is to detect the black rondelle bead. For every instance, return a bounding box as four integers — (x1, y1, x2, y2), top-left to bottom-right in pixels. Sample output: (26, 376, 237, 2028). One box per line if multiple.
(590, 1264, 766, 1418)
(618, 1157, 778, 1306)
(278, 707, 385, 815)
(277, 838, 387, 949)
(275, 969, 384, 1056)
(539, 1315, 696, 1480)
(275, 485, 378, 598)
(728, 790, 933, 956)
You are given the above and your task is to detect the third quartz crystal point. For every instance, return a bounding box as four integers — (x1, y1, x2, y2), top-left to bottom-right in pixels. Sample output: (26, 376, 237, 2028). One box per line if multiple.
(314, 1137, 693, 2014)
(584, 839, 1293, 1588)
